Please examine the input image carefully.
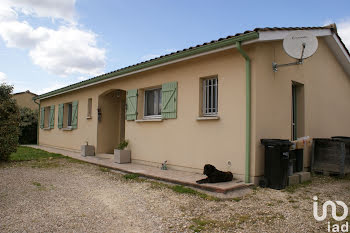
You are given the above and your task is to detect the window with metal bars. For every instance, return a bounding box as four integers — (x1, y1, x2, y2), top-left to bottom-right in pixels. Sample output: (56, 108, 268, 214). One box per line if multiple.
(202, 77, 218, 116)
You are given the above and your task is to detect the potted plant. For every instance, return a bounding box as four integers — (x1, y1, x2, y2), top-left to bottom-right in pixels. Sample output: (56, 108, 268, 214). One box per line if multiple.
(114, 140, 131, 164)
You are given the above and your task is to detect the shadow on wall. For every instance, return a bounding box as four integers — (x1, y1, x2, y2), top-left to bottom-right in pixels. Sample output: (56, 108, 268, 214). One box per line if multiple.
(97, 89, 126, 154)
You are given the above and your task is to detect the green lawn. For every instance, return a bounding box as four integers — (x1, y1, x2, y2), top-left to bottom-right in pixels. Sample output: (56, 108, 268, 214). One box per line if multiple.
(9, 146, 64, 161)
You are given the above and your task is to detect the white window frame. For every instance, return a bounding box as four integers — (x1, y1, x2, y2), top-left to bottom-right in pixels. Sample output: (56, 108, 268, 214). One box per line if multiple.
(202, 77, 218, 116)
(144, 87, 162, 119)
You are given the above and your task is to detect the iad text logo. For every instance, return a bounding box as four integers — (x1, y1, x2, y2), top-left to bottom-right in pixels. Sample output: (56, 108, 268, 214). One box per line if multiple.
(313, 196, 349, 232)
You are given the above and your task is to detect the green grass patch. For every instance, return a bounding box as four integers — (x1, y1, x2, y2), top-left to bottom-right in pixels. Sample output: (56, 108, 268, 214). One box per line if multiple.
(9, 146, 64, 161)
(235, 214, 250, 225)
(32, 181, 41, 187)
(148, 180, 169, 189)
(63, 156, 87, 164)
(232, 197, 242, 202)
(284, 180, 312, 193)
(31, 181, 48, 191)
(189, 218, 211, 232)
(171, 185, 219, 201)
(30, 159, 62, 169)
(123, 173, 140, 180)
(171, 185, 197, 194)
(147, 181, 219, 201)
(99, 167, 110, 172)
(189, 217, 236, 232)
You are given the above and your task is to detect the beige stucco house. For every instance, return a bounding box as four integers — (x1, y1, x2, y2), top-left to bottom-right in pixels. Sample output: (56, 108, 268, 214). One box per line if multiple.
(34, 24, 350, 184)
(13, 90, 38, 110)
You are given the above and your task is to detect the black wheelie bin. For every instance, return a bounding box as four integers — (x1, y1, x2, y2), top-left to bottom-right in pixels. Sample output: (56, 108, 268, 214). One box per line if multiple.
(260, 139, 293, 190)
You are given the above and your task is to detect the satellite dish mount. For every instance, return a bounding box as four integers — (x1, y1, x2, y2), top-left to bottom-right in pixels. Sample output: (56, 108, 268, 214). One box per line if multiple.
(272, 31, 318, 72)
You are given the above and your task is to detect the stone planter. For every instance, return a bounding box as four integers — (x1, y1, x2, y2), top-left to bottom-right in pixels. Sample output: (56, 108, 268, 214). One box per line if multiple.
(114, 149, 131, 163)
(81, 145, 95, 157)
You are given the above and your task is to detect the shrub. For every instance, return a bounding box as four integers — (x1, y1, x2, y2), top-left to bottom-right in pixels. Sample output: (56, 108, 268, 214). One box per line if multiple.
(0, 84, 20, 161)
(18, 107, 38, 144)
(116, 140, 129, 150)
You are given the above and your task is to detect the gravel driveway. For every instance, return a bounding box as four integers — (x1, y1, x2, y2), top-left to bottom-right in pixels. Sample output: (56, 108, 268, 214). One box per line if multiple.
(1, 158, 350, 232)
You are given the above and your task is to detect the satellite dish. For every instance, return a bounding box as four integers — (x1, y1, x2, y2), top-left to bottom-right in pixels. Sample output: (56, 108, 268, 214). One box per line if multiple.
(283, 30, 318, 59)
(273, 30, 318, 72)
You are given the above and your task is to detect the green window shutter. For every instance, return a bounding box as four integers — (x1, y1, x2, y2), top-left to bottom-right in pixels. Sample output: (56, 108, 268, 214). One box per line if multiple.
(58, 104, 64, 129)
(126, 89, 138, 120)
(49, 105, 55, 129)
(161, 81, 178, 119)
(40, 107, 45, 129)
(71, 101, 79, 129)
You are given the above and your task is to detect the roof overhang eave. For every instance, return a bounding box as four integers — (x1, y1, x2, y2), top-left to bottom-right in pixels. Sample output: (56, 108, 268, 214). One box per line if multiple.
(34, 31, 259, 100)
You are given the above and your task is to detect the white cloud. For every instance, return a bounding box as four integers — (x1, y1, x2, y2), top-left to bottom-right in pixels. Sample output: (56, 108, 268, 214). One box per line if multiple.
(28, 26, 106, 76)
(141, 48, 177, 61)
(0, 4, 17, 21)
(0, 0, 106, 77)
(0, 72, 7, 83)
(141, 53, 162, 61)
(77, 76, 89, 81)
(0, 20, 48, 49)
(38, 83, 69, 95)
(1, 0, 75, 23)
(337, 20, 350, 51)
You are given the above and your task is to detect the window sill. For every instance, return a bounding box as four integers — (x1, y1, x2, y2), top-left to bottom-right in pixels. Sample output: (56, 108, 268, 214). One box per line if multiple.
(62, 127, 73, 131)
(135, 118, 163, 123)
(196, 116, 220, 121)
(86, 116, 92, 119)
(43, 127, 51, 130)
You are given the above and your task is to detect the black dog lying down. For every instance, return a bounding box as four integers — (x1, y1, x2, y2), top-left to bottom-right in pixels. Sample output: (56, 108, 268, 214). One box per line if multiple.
(196, 164, 233, 184)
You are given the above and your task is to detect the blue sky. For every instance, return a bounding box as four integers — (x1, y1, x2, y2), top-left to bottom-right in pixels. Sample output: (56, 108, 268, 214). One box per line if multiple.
(0, 0, 349, 94)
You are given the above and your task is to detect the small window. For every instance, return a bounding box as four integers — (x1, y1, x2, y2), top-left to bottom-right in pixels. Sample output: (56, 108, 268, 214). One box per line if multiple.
(202, 77, 218, 116)
(144, 88, 162, 117)
(59, 101, 78, 129)
(67, 103, 73, 127)
(87, 98, 92, 118)
(63, 102, 73, 128)
(44, 106, 50, 128)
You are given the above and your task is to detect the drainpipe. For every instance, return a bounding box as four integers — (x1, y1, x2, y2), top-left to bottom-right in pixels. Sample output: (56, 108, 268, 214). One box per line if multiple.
(33, 98, 40, 145)
(236, 41, 251, 183)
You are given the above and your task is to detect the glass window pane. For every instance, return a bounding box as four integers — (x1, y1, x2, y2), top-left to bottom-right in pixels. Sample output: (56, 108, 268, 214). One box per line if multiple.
(146, 91, 155, 115)
(203, 78, 218, 116)
(208, 80, 212, 111)
(145, 88, 162, 116)
(213, 79, 217, 112)
(158, 89, 162, 115)
(68, 103, 72, 126)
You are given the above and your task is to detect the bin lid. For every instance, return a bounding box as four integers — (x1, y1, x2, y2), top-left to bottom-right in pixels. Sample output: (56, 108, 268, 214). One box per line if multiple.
(261, 139, 292, 146)
(331, 136, 350, 142)
(314, 137, 350, 143)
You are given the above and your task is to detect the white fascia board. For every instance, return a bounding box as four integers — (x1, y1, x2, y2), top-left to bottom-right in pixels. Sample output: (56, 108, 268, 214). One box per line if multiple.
(332, 33, 350, 63)
(258, 29, 332, 41)
(324, 33, 350, 76)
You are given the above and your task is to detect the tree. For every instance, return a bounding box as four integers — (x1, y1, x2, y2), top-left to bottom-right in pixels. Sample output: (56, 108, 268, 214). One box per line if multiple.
(0, 84, 20, 161)
(19, 107, 38, 144)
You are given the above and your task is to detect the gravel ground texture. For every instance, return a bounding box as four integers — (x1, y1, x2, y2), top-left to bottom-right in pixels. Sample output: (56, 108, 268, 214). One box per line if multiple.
(1, 158, 350, 233)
